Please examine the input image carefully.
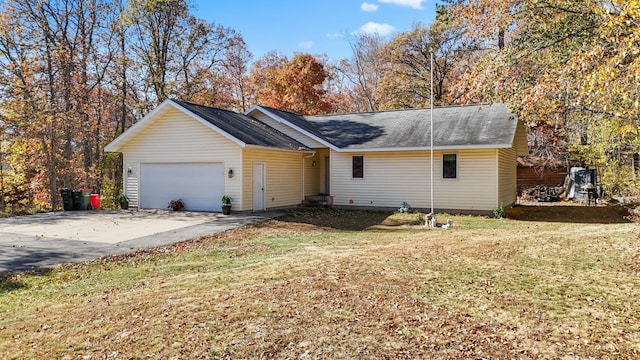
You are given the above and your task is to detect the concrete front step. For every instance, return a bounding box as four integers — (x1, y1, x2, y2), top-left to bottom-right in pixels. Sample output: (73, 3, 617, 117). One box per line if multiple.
(302, 195, 333, 207)
(305, 195, 326, 202)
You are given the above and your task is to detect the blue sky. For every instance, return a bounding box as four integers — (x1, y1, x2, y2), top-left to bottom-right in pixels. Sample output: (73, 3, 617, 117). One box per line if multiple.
(192, 0, 437, 62)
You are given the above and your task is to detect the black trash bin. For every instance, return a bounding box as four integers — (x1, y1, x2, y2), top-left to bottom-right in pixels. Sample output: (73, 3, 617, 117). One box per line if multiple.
(72, 189, 92, 210)
(60, 188, 74, 211)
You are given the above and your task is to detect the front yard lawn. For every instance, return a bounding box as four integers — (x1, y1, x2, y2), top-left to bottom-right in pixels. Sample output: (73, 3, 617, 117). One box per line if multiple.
(1, 206, 639, 359)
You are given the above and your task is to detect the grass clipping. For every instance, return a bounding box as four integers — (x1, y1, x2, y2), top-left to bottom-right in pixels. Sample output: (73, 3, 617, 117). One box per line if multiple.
(1, 207, 640, 359)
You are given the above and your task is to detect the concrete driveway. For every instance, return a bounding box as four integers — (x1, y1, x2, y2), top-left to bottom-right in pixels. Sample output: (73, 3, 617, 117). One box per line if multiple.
(0, 210, 277, 273)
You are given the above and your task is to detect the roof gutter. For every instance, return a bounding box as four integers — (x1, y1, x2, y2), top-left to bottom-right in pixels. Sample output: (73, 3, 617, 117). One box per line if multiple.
(332, 143, 514, 153)
(245, 144, 315, 154)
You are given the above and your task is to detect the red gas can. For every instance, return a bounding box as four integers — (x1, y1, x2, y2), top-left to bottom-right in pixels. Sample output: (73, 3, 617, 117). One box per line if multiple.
(90, 194, 100, 209)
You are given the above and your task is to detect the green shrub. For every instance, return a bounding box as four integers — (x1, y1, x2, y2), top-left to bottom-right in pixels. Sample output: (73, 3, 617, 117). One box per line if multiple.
(492, 203, 505, 219)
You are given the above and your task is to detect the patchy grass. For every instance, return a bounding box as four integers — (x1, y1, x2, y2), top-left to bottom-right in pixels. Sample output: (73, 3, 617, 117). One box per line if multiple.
(1, 206, 640, 359)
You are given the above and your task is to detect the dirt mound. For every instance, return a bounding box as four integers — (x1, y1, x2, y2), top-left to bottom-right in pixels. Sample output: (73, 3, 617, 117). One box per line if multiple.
(506, 203, 632, 223)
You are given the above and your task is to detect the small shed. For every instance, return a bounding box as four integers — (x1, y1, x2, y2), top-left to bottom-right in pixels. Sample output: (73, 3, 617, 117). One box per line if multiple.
(517, 157, 567, 190)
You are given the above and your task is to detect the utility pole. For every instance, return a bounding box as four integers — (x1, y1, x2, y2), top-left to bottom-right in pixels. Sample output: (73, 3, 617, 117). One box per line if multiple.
(429, 47, 435, 227)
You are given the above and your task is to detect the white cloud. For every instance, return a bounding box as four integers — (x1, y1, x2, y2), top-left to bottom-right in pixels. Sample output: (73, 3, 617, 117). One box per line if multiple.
(298, 41, 313, 49)
(360, 2, 379, 12)
(326, 32, 345, 39)
(378, 0, 426, 10)
(359, 22, 396, 36)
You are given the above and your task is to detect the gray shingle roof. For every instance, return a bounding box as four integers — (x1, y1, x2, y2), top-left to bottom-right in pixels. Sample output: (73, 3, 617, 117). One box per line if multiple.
(258, 106, 332, 143)
(302, 104, 517, 150)
(174, 101, 307, 150)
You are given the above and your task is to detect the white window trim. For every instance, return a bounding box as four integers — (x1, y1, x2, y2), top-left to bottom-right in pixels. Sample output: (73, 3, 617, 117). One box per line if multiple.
(442, 153, 458, 180)
(352, 155, 365, 179)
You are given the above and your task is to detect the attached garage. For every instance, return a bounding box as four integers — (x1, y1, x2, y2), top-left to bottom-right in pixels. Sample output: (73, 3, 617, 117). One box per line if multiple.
(139, 163, 224, 212)
(105, 100, 310, 212)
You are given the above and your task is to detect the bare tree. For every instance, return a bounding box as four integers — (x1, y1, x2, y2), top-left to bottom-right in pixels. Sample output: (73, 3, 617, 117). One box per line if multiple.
(126, 0, 189, 103)
(224, 33, 252, 112)
(339, 33, 387, 112)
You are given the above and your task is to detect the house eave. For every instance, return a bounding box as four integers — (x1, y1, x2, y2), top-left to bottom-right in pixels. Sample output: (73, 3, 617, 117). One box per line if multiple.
(104, 100, 175, 152)
(246, 106, 340, 151)
(104, 99, 248, 152)
(170, 101, 247, 148)
(245, 144, 315, 154)
(334, 143, 514, 153)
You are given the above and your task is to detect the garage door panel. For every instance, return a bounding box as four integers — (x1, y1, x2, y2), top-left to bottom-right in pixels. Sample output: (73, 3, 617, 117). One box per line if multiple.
(140, 163, 224, 212)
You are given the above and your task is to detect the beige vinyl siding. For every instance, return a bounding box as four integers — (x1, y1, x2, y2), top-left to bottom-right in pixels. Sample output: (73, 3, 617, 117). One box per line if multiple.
(242, 148, 304, 210)
(303, 151, 322, 197)
(120, 108, 242, 208)
(251, 113, 326, 148)
(497, 146, 517, 207)
(330, 151, 430, 208)
(316, 148, 330, 194)
(330, 149, 499, 211)
(123, 153, 139, 206)
(434, 149, 497, 211)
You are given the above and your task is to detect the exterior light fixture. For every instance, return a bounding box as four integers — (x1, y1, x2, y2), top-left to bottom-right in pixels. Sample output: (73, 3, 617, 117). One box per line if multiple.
(228, 169, 233, 178)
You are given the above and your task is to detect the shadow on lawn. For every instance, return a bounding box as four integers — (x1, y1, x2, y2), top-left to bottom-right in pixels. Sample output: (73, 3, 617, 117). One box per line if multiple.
(278, 205, 634, 229)
(278, 208, 392, 231)
(506, 205, 632, 224)
(0, 274, 30, 293)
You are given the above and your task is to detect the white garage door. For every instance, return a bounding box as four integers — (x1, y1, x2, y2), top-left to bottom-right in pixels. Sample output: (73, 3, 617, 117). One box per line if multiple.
(140, 163, 224, 212)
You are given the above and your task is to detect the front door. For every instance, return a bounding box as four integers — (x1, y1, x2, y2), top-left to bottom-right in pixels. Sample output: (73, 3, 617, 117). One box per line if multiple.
(253, 163, 265, 211)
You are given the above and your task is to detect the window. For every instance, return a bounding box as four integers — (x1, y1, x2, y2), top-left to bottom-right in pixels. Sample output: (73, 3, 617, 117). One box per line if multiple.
(443, 154, 457, 179)
(352, 155, 364, 178)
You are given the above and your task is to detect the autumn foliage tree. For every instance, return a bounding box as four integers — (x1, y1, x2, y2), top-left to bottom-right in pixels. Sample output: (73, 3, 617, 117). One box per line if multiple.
(249, 53, 333, 115)
(4, 0, 640, 211)
(378, 18, 478, 109)
(0, 0, 251, 212)
(444, 0, 640, 193)
(335, 5, 480, 111)
(0, 0, 123, 210)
